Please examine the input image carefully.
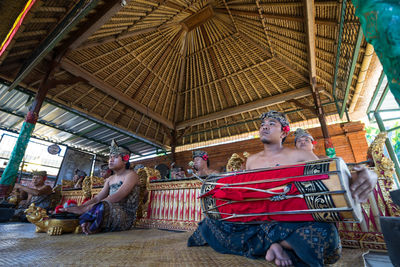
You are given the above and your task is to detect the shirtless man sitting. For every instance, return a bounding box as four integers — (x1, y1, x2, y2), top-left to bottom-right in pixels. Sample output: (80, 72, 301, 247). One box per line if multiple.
(246, 111, 377, 266)
(61, 140, 140, 234)
(294, 127, 375, 203)
(294, 128, 329, 159)
(188, 110, 377, 267)
(192, 150, 218, 177)
(13, 171, 52, 221)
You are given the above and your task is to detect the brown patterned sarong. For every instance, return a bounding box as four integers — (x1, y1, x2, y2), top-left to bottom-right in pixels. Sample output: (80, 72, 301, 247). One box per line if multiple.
(100, 185, 140, 232)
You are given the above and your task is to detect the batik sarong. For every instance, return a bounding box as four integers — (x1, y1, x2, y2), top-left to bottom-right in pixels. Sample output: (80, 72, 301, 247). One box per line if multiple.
(79, 202, 104, 232)
(79, 182, 140, 233)
(13, 194, 52, 221)
(188, 218, 341, 267)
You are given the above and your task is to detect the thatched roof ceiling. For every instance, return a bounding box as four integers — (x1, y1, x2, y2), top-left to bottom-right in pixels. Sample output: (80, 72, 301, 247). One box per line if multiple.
(0, 0, 367, 151)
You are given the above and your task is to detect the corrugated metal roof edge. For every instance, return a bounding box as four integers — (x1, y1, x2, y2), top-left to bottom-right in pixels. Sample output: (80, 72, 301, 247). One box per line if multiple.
(0, 79, 169, 153)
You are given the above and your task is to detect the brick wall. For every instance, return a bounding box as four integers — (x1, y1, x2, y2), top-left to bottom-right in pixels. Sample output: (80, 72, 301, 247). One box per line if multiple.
(134, 121, 369, 174)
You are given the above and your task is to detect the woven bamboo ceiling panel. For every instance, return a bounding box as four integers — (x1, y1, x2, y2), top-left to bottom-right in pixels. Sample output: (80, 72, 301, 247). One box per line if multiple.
(0, 0, 366, 149)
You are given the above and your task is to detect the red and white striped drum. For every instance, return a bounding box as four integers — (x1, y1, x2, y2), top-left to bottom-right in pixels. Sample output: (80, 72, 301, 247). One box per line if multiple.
(200, 158, 362, 223)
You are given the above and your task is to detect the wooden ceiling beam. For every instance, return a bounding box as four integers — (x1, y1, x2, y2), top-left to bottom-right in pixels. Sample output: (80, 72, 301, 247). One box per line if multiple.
(78, 0, 198, 49)
(255, 0, 274, 56)
(59, 58, 174, 129)
(123, 0, 166, 33)
(180, 5, 214, 32)
(228, 1, 338, 8)
(0, 62, 22, 73)
(12, 40, 40, 48)
(239, 32, 272, 58)
(177, 87, 314, 130)
(78, 26, 160, 49)
(303, 0, 331, 140)
(174, 32, 188, 123)
(31, 17, 59, 24)
(304, 0, 317, 85)
(59, 0, 131, 51)
(37, 6, 66, 13)
(221, 0, 239, 32)
(215, 8, 336, 26)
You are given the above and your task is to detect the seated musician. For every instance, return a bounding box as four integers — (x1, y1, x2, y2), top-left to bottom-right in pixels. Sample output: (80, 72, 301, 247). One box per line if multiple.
(170, 166, 186, 179)
(100, 164, 112, 179)
(7, 188, 28, 207)
(13, 171, 52, 221)
(192, 150, 218, 176)
(294, 128, 329, 159)
(294, 128, 375, 203)
(73, 169, 87, 188)
(188, 110, 378, 266)
(60, 140, 140, 235)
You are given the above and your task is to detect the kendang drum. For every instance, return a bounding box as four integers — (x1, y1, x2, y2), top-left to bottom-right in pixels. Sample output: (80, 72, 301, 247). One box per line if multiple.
(200, 158, 362, 223)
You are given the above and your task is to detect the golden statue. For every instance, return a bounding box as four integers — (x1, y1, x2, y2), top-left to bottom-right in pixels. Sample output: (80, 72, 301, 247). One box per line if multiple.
(135, 167, 159, 219)
(368, 132, 395, 180)
(24, 203, 81, 235)
(61, 179, 75, 189)
(226, 152, 250, 172)
(91, 176, 105, 187)
(136, 168, 150, 219)
(82, 176, 91, 199)
(367, 132, 399, 217)
(143, 167, 161, 183)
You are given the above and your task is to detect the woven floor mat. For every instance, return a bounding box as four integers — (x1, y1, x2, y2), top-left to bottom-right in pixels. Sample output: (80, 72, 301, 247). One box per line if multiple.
(0, 223, 365, 266)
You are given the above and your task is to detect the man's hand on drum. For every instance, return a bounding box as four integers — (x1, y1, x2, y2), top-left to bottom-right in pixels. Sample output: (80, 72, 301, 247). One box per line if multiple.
(350, 165, 378, 203)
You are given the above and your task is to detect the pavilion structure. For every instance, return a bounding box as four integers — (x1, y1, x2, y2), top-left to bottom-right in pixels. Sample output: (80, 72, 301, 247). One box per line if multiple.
(0, 0, 398, 195)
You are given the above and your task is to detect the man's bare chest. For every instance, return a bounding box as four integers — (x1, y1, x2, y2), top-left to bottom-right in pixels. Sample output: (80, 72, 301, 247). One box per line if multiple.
(251, 154, 297, 169)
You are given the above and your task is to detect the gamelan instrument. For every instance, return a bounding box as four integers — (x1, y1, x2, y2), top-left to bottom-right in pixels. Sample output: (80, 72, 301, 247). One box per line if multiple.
(200, 158, 362, 223)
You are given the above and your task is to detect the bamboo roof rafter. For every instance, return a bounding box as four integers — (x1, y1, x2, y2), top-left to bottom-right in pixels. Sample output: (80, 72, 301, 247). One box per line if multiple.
(60, 58, 174, 129)
(183, 57, 274, 94)
(0, 0, 366, 150)
(255, 0, 274, 56)
(177, 87, 316, 130)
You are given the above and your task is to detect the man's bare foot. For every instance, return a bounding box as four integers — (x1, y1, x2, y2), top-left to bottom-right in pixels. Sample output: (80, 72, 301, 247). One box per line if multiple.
(265, 243, 292, 267)
(81, 222, 100, 235)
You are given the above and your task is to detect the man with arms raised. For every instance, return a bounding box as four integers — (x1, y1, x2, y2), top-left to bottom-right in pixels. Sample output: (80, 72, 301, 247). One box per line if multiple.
(61, 140, 140, 234)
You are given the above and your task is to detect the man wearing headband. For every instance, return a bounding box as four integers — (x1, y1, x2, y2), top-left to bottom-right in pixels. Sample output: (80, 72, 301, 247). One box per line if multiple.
(73, 169, 87, 188)
(294, 128, 315, 151)
(61, 140, 140, 235)
(192, 150, 218, 176)
(100, 164, 112, 179)
(170, 166, 186, 179)
(13, 170, 52, 221)
(293, 127, 377, 203)
(294, 128, 330, 159)
(189, 110, 377, 266)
